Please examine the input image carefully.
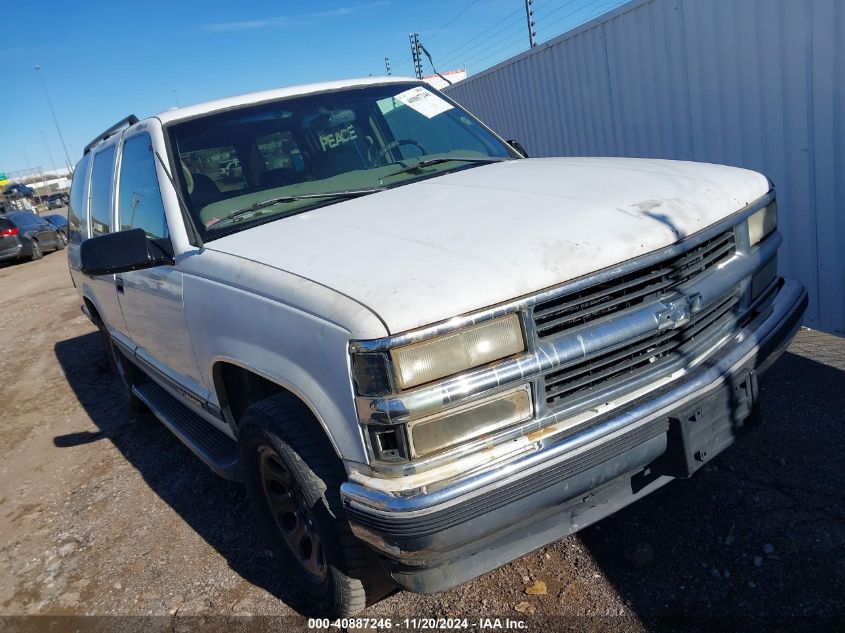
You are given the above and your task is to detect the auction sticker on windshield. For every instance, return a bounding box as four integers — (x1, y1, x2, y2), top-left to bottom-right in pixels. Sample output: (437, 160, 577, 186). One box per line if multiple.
(394, 86, 453, 118)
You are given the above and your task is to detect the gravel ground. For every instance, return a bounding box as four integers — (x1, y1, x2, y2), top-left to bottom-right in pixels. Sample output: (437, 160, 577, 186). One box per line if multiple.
(0, 238, 843, 632)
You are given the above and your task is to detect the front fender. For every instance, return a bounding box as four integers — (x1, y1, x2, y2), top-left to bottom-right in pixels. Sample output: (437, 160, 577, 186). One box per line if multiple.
(184, 275, 370, 466)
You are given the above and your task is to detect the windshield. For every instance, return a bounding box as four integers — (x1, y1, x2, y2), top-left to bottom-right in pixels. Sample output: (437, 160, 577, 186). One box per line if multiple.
(167, 82, 515, 238)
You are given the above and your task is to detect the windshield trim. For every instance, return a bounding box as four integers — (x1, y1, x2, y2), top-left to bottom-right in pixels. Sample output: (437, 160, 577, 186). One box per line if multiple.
(162, 81, 521, 245)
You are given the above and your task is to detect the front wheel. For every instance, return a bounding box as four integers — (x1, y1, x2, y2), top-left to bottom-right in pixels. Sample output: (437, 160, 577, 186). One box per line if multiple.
(239, 394, 393, 617)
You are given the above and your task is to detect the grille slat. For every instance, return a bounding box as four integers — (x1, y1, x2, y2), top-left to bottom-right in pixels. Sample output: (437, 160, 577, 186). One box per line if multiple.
(534, 229, 736, 339)
(545, 335, 678, 401)
(535, 278, 674, 334)
(537, 228, 740, 410)
(544, 292, 740, 407)
(533, 267, 672, 321)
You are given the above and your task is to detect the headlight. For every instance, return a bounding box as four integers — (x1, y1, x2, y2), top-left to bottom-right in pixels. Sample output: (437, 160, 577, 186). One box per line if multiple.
(391, 314, 525, 389)
(748, 201, 777, 246)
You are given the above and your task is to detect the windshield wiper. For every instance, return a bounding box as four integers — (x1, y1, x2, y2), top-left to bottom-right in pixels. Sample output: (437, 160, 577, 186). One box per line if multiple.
(385, 156, 507, 178)
(223, 187, 387, 222)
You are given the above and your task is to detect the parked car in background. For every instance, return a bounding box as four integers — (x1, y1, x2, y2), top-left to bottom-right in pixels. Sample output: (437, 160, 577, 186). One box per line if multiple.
(43, 214, 69, 245)
(47, 193, 69, 209)
(3, 183, 35, 199)
(69, 78, 806, 617)
(0, 211, 65, 262)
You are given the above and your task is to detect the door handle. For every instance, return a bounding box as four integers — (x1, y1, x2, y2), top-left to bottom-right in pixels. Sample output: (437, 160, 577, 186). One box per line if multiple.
(115, 276, 125, 294)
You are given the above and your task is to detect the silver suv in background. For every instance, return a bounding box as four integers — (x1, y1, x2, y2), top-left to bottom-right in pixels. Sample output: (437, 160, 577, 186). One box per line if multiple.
(67, 77, 806, 616)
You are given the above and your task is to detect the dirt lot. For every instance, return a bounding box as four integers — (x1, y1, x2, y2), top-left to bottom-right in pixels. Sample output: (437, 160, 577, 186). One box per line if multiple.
(0, 234, 843, 631)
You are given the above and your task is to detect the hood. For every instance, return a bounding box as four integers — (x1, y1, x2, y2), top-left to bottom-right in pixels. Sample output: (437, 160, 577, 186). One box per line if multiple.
(208, 157, 769, 335)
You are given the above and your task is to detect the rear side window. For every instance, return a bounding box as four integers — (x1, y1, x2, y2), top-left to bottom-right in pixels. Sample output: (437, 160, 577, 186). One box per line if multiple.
(89, 146, 117, 236)
(68, 154, 91, 244)
(117, 133, 169, 239)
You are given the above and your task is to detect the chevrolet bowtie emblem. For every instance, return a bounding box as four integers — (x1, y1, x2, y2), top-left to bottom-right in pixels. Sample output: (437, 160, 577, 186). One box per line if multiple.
(657, 293, 702, 330)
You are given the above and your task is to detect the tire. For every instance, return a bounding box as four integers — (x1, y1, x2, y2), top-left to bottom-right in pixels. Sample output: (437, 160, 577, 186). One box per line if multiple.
(239, 393, 394, 617)
(30, 239, 42, 260)
(96, 320, 147, 415)
(56, 232, 67, 250)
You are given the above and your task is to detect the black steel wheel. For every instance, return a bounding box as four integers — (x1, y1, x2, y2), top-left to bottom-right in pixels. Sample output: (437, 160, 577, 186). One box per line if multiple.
(239, 393, 394, 617)
(258, 446, 328, 582)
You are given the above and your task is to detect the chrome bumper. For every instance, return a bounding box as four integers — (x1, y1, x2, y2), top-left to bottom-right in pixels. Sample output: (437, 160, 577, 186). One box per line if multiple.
(340, 278, 807, 592)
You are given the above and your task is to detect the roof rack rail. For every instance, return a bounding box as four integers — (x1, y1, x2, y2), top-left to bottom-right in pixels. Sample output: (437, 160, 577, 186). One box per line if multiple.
(83, 114, 140, 155)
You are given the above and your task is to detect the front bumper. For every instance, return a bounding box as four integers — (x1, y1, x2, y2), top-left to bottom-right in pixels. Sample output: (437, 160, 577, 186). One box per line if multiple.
(341, 278, 807, 593)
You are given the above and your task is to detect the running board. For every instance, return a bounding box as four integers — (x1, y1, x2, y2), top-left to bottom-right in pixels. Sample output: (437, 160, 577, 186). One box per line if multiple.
(133, 381, 243, 481)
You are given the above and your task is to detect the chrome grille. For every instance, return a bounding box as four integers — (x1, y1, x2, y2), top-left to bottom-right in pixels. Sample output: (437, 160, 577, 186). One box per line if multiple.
(533, 229, 736, 339)
(544, 290, 741, 407)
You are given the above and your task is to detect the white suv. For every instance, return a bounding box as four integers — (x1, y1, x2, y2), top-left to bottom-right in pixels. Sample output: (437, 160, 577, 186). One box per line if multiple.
(67, 77, 807, 616)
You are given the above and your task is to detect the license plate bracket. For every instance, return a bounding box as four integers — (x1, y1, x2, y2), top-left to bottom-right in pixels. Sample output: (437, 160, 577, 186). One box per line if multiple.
(657, 368, 759, 478)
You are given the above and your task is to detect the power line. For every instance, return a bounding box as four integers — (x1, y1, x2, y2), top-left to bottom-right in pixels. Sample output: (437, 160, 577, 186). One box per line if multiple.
(426, 0, 482, 42)
(542, 0, 586, 20)
(437, 4, 524, 65)
(582, 0, 621, 22)
(460, 24, 526, 67)
(534, 0, 604, 41)
(462, 28, 532, 71)
(440, 14, 525, 70)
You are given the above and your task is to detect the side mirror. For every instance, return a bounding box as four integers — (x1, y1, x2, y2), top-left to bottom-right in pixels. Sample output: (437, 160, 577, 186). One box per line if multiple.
(507, 139, 529, 158)
(79, 228, 174, 276)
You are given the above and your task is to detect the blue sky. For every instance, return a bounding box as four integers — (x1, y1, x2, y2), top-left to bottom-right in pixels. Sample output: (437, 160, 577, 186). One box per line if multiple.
(1, 0, 627, 175)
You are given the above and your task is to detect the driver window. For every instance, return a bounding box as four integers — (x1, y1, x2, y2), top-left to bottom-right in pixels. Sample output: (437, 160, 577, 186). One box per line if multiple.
(117, 133, 169, 240)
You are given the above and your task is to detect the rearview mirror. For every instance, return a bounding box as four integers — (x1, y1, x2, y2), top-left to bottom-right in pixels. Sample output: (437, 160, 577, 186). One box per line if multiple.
(79, 228, 174, 276)
(507, 139, 529, 158)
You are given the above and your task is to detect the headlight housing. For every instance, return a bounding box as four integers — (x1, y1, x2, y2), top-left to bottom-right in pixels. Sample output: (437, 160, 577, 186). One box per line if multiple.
(390, 314, 525, 389)
(748, 200, 777, 246)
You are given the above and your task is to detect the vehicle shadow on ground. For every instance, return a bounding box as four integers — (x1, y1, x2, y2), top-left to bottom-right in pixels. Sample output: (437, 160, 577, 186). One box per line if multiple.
(53, 331, 310, 614)
(576, 349, 845, 628)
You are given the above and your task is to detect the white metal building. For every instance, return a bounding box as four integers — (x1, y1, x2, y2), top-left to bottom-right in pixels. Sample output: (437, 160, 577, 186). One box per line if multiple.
(444, 0, 844, 335)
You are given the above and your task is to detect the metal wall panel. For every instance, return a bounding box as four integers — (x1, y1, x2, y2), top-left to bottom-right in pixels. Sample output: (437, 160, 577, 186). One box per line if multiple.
(445, 0, 844, 335)
(811, 0, 845, 336)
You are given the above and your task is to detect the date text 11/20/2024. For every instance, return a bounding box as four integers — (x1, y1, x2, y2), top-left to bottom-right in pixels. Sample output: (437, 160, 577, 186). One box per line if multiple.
(308, 618, 528, 629)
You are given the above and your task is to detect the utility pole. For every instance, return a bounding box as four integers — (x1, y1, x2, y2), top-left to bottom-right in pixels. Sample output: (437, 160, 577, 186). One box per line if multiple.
(34, 65, 72, 171)
(409, 33, 423, 79)
(524, 0, 537, 48)
(384, 57, 391, 76)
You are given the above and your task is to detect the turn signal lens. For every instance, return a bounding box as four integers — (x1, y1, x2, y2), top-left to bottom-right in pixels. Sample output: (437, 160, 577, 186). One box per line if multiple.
(391, 314, 525, 389)
(409, 384, 533, 457)
(748, 201, 777, 246)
